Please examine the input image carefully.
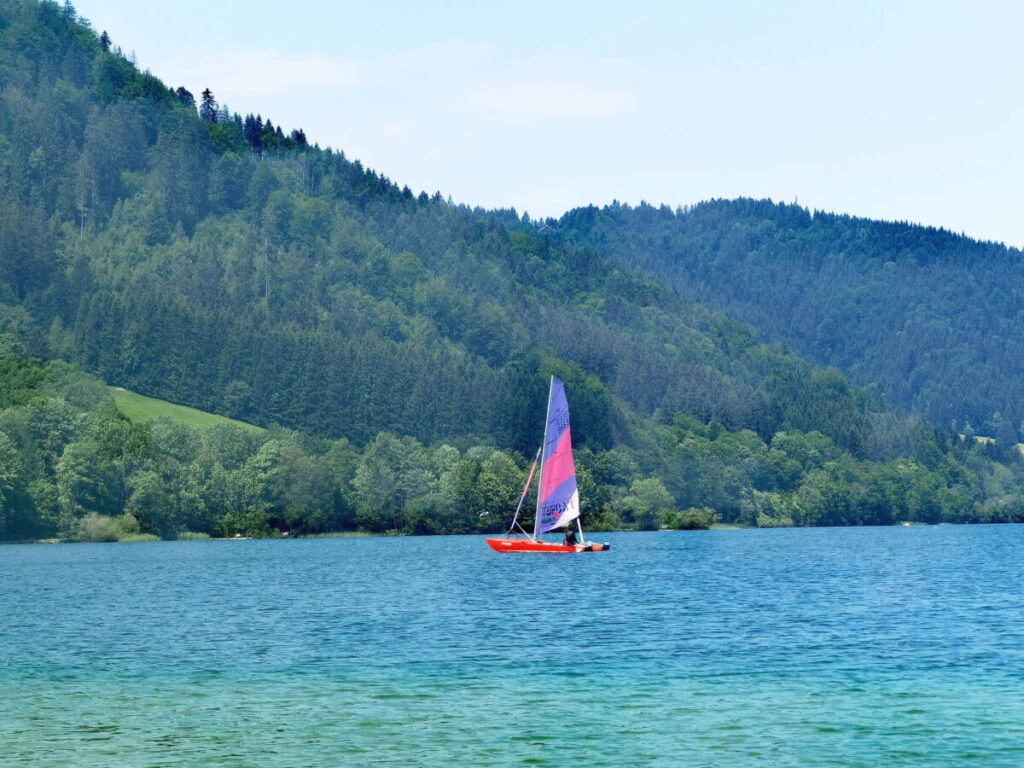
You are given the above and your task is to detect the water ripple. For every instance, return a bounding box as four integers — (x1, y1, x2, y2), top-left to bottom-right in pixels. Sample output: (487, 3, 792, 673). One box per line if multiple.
(1, 525, 1023, 766)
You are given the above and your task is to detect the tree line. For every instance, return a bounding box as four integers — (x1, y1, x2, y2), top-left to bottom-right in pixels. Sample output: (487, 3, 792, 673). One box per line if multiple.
(1, 2, 1024, 537)
(2, 355, 1022, 543)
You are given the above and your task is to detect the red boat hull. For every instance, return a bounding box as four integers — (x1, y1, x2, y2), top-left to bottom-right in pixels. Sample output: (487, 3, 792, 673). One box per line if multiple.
(485, 537, 610, 553)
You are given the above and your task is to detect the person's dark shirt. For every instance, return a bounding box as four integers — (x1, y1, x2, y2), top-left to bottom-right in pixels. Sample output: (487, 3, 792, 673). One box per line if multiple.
(563, 528, 577, 546)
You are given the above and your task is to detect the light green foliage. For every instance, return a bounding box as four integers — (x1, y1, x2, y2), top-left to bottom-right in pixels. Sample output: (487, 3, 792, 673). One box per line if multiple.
(177, 530, 211, 540)
(118, 533, 160, 542)
(242, 436, 335, 533)
(740, 489, 794, 528)
(629, 477, 674, 512)
(352, 432, 430, 531)
(771, 431, 842, 474)
(125, 469, 172, 535)
(200, 424, 266, 471)
(75, 512, 142, 542)
(110, 388, 263, 433)
(56, 440, 119, 533)
(42, 361, 108, 409)
(471, 451, 522, 526)
(96, 402, 151, 461)
(26, 478, 60, 533)
(25, 398, 81, 474)
(0, 347, 1019, 539)
(617, 477, 674, 530)
(149, 418, 200, 465)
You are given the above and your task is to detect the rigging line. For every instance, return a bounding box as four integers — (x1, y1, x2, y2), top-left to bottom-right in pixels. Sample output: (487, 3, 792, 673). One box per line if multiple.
(507, 446, 542, 537)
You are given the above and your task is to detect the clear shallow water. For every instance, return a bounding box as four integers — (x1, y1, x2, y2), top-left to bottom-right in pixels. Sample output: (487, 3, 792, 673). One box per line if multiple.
(1, 526, 1023, 767)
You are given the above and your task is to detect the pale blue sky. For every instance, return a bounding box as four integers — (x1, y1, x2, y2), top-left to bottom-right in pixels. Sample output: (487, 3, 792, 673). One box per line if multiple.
(75, 1, 1024, 246)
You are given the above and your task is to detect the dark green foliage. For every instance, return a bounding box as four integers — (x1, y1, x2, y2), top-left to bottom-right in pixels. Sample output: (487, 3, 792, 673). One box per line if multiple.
(1, 1, 1023, 537)
(2, 353, 1024, 541)
(0, 354, 46, 407)
(174, 86, 194, 109)
(661, 508, 716, 530)
(199, 88, 216, 122)
(555, 199, 1024, 446)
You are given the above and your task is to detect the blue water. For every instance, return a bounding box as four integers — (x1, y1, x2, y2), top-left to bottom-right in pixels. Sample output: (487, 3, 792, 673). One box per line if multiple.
(1, 526, 1023, 767)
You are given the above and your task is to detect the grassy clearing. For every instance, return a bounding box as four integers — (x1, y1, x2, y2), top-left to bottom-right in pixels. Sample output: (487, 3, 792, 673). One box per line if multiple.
(110, 387, 263, 432)
(119, 533, 160, 542)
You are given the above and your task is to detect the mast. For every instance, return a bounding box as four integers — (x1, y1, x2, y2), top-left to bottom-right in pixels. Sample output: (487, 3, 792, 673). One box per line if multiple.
(533, 375, 555, 539)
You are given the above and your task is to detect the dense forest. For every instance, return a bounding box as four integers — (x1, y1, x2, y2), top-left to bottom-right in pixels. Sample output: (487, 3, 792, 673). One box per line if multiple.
(4, 353, 1023, 542)
(554, 199, 1024, 442)
(1, 0, 1024, 540)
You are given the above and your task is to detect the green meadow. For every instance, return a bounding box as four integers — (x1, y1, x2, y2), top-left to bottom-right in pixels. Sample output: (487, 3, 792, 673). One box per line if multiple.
(109, 388, 264, 433)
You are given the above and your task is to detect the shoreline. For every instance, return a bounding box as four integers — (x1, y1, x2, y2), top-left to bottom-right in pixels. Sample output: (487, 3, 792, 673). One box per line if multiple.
(2, 520, 999, 545)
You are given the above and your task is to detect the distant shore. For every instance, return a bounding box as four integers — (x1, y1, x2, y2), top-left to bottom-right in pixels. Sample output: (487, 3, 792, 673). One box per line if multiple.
(5, 530, 404, 545)
(5, 522, 972, 545)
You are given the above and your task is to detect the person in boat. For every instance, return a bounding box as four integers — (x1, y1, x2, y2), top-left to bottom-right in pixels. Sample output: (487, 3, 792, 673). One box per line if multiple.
(563, 525, 578, 547)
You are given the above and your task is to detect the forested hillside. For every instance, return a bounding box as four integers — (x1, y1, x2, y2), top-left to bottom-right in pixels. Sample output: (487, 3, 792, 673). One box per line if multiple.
(1, 0, 1024, 540)
(555, 199, 1024, 442)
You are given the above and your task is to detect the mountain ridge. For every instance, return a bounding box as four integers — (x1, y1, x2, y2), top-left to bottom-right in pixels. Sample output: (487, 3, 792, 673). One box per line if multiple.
(1, 0, 1023, 540)
(554, 198, 1024, 440)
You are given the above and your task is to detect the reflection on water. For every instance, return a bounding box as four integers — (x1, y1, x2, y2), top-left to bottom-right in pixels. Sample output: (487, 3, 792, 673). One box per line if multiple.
(2, 526, 1023, 766)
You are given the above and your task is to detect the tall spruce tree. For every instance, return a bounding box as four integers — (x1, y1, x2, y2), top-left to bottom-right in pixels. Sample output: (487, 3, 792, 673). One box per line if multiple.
(199, 88, 217, 122)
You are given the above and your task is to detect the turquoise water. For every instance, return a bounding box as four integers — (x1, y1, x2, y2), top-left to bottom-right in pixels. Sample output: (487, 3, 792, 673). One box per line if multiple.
(2, 525, 1023, 767)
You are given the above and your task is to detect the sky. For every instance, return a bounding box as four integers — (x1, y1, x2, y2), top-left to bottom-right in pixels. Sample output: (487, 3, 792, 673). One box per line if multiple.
(74, 0, 1024, 246)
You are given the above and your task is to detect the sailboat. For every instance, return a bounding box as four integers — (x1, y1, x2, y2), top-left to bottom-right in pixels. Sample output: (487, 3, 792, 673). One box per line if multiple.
(485, 376, 611, 553)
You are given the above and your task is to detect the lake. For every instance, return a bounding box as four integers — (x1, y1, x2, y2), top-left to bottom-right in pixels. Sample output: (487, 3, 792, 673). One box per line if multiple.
(1, 525, 1022, 766)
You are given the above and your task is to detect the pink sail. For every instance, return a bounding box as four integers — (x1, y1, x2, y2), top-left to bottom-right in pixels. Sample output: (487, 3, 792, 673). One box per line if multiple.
(535, 377, 580, 534)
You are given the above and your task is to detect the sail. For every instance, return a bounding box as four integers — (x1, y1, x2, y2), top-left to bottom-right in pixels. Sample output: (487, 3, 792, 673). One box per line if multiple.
(535, 377, 580, 534)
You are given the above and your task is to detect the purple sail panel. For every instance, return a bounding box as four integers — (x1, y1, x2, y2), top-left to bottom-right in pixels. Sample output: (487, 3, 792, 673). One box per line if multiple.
(536, 377, 580, 533)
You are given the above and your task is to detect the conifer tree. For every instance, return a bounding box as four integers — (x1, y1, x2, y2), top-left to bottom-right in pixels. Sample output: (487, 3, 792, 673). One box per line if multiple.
(199, 88, 217, 122)
(244, 114, 263, 152)
(175, 86, 195, 109)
